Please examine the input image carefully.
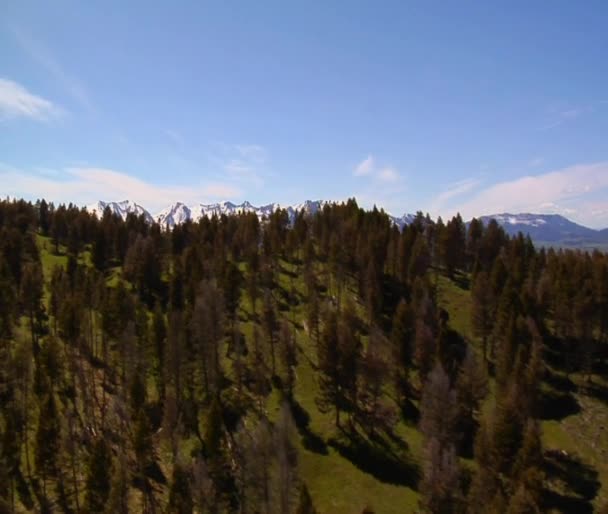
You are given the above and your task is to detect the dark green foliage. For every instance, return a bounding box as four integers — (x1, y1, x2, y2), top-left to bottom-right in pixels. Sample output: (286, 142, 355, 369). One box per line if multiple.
(35, 392, 60, 483)
(1, 197, 608, 513)
(470, 271, 494, 362)
(168, 462, 194, 514)
(85, 438, 112, 513)
(222, 260, 243, 322)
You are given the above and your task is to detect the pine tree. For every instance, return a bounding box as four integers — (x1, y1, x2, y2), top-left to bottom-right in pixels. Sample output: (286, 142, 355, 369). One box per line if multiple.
(471, 271, 494, 363)
(262, 289, 279, 376)
(414, 319, 436, 382)
(391, 299, 415, 401)
(455, 347, 488, 454)
(35, 391, 60, 504)
(105, 454, 129, 514)
(222, 260, 242, 325)
(168, 461, 194, 514)
(418, 438, 462, 514)
(85, 438, 112, 513)
(278, 319, 298, 398)
(419, 363, 458, 451)
(275, 402, 298, 514)
(316, 309, 341, 426)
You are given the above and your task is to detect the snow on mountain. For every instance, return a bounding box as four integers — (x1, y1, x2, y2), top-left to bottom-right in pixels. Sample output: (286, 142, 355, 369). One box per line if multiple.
(155, 202, 192, 228)
(86, 200, 153, 224)
(478, 213, 605, 245)
(154, 200, 330, 229)
(389, 213, 417, 229)
(291, 200, 326, 216)
(485, 213, 548, 227)
(87, 198, 421, 230)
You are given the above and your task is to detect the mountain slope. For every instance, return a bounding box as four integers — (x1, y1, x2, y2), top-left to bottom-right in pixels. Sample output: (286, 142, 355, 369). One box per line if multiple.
(478, 213, 608, 247)
(154, 200, 331, 228)
(84, 200, 607, 247)
(86, 200, 154, 224)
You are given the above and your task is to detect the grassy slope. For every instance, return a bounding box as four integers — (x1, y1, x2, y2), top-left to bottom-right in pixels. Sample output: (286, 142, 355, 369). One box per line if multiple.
(34, 236, 608, 513)
(436, 269, 608, 512)
(254, 261, 421, 513)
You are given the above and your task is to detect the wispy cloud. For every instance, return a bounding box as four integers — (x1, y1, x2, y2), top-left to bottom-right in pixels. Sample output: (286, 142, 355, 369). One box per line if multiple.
(354, 155, 374, 176)
(223, 159, 265, 187)
(0, 78, 62, 121)
(430, 177, 481, 213)
(12, 27, 93, 112)
(353, 158, 407, 215)
(353, 154, 402, 184)
(206, 142, 271, 188)
(0, 164, 241, 213)
(445, 162, 608, 228)
(378, 167, 399, 183)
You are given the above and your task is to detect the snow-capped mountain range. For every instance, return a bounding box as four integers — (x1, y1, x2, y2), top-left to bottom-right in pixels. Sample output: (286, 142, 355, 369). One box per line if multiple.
(87, 199, 419, 231)
(154, 200, 328, 229)
(84, 201, 608, 247)
(477, 213, 608, 246)
(87, 200, 154, 224)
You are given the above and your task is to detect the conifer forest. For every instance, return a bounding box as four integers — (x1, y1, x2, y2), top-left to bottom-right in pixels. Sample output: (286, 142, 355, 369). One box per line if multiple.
(1, 197, 608, 514)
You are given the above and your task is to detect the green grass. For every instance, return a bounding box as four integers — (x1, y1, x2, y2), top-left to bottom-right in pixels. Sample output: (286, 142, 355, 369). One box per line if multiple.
(542, 376, 608, 510)
(37, 234, 68, 275)
(301, 446, 419, 514)
(280, 263, 423, 513)
(435, 272, 473, 341)
(31, 233, 608, 512)
(436, 267, 608, 511)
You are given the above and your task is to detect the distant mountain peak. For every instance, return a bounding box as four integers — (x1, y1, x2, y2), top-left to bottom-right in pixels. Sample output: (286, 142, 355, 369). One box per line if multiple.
(86, 198, 422, 231)
(86, 200, 153, 224)
(152, 199, 333, 229)
(478, 212, 607, 247)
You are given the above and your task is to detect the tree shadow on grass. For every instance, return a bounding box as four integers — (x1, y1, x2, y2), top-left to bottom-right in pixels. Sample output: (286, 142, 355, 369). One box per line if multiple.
(289, 399, 328, 455)
(541, 450, 600, 514)
(581, 381, 608, 406)
(400, 398, 420, 424)
(449, 271, 470, 291)
(328, 428, 419, 489)
(544, 368, 576, 394)
(538, 388, 580, 420)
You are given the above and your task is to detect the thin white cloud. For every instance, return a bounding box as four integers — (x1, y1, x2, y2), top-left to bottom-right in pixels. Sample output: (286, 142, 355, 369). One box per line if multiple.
(0, 164, 241, 213)
(446, 162, 608, 228)
(353, 154, 402, 184)
(12, 27, 93, 112)
(0, 78, 62, 121)
(430, 177, 481, 212)
(354, 155, 374, 176)
(224, 159, 265, 187)
(378, 166, 399, 183)
(206, 142, 270, 187)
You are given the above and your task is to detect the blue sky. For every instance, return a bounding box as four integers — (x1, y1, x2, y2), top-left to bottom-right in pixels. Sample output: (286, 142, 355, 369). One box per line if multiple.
(2, 1, 608, 226)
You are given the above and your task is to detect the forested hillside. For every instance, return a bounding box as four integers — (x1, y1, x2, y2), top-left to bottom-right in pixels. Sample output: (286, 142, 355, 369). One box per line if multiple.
(0, 198, 607, 513)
